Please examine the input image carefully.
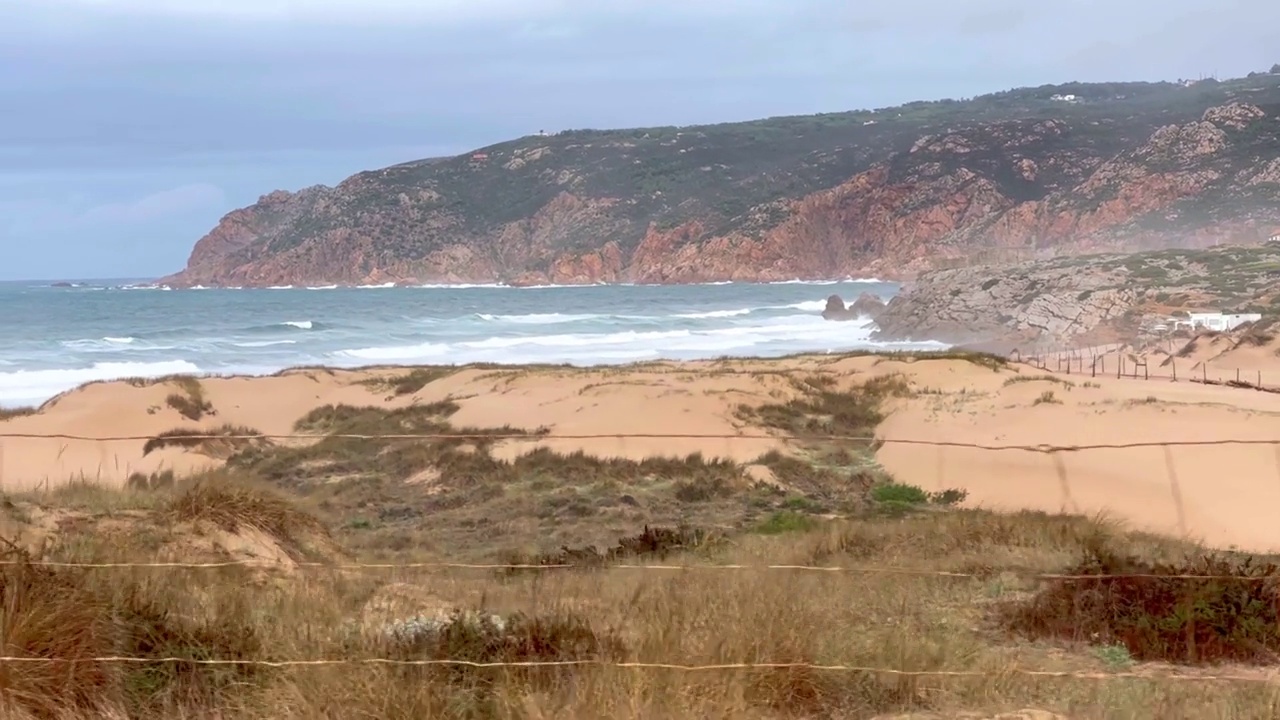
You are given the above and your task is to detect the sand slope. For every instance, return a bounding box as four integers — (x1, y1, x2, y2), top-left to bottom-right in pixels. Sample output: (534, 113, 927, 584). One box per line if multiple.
(5, 353, 1280, 552)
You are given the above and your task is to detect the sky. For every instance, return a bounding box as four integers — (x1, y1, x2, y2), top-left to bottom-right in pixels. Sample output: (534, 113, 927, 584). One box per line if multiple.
(2, 0, 1277, 281)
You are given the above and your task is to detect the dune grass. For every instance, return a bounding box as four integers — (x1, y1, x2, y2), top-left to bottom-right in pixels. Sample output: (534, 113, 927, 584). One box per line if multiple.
(163, 376, 215, 421)
(5, 479, 1280, 719)
(8, 365, 1280, 717)
(355, 368, 458, 397)
(0, 406, 36, 422)
(211, 375, 911, 560)
(142, 424, 270, 457)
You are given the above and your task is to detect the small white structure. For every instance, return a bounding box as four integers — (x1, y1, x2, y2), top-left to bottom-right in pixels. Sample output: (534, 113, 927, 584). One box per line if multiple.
(1268, 231, 1280, 244)
(1173, 312, 1263, 332)
(1050, 94, 1079, 102)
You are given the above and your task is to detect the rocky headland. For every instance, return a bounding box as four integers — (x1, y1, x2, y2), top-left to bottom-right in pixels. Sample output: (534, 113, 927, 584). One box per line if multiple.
(160, 74, 1280, 288)
(872, 242, 1280, 349)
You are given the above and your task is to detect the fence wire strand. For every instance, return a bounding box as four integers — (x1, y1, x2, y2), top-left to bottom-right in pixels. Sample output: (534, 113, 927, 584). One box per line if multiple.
(6, 558, 1280, 580)
(0, 655, 1273, 685)
(2, 432, 1280, 579)
(3, 430, 1280, 454)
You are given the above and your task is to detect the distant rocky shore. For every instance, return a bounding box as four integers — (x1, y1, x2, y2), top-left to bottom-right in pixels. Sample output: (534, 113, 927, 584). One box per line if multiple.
(861, 243, 1280, 352)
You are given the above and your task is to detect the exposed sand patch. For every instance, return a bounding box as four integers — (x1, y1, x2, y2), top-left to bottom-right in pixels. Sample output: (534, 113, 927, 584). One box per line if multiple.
(8, 352, 1280, 553)
(876, 361, 1280, 552)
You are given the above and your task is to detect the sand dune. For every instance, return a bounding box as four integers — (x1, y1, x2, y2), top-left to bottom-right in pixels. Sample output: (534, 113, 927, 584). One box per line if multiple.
(5, 351, 1280, 551)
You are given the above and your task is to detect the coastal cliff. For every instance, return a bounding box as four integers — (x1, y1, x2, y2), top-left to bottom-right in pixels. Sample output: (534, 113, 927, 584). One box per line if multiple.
(162, 76, 1280, 288)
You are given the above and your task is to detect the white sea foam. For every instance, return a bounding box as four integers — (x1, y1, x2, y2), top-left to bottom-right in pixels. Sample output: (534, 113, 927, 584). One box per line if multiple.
(782, 300, 830, 312)
(674, 308, 753, 319)
(232, 340, 298, 348)
(336, 342, 451, 362)
(330, 315, 912, 368)
(414, 282, 508, 289)
(0, 279, 930, 408)
(0, 360, 202, 408)
(475, 313, 601, 324)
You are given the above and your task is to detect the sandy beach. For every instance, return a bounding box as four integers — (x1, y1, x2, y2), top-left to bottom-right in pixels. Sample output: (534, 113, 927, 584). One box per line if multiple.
(6, 339, 1280, 553)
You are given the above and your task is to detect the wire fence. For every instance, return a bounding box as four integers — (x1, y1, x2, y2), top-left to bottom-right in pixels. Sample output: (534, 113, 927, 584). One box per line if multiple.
(1017, 342, 1280, 391)
(4, 431, 1280, 555)
(5, 428, 1280, 688)
(5, 429, 1280, 451)
(0, 655, 1275, 686)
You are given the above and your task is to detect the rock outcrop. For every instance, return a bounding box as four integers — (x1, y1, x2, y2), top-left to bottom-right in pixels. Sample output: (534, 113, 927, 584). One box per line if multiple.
(873, 243, 1280, 348)
(822, 293, 886, 321)
(160, 77, 1280, 287)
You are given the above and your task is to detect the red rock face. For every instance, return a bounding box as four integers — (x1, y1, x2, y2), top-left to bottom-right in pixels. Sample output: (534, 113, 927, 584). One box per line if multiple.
(160, 103, 1280, 287)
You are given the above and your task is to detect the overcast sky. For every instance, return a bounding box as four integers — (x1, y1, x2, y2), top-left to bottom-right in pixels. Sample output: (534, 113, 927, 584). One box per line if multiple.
(2, 0, 1276, 281)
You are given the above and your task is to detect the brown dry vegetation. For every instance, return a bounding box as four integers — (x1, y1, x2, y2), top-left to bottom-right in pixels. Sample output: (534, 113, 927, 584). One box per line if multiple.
(0, 406, 36, 422)
(162, 377, 215, 422)
(355, 368, 458, 397)
(5, 366, 1280, 718)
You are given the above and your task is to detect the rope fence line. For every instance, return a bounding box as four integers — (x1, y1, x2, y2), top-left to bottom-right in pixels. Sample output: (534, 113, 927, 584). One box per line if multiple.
(4, 430, 1280, 454)
(5, 432, 1280, 576)
(3, 429, 1280, 574)
(0, 654, 1273, 684)
(6, 558, 1280, 580)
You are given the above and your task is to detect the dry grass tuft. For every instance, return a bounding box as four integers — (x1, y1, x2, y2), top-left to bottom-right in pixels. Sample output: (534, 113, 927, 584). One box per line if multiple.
(0, 406, 36, 422)
(740, 374, 912, 441)
(357, 368, 456, 397)
(142, 424, 271, 457)
(163, 377, 214, 421)
(0, 542, 119, 718)
(167, 473, 331, 561)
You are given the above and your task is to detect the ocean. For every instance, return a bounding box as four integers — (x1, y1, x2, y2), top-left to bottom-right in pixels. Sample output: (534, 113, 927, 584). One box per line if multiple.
(0, 279, 945, 408)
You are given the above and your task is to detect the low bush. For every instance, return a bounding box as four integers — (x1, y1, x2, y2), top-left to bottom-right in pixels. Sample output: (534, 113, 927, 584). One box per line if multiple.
(1001, 543, 1280, 664)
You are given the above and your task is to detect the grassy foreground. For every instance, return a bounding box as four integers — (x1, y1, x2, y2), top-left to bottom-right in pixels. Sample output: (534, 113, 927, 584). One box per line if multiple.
(3, 365, 1280, 718)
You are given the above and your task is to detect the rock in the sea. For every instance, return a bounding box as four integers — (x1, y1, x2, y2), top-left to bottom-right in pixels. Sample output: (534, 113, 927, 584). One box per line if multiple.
(822, 293, 885, 321)
(850, 292, 887, 319)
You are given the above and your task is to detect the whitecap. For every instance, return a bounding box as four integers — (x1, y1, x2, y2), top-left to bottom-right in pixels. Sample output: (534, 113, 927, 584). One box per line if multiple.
(0, 360, 203, 408)
(673, 308, 753, 319)
(475, 312, 601, 324)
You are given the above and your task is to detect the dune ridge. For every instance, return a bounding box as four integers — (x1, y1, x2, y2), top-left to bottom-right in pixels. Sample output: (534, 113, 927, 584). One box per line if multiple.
(4, 347, 1280, 552)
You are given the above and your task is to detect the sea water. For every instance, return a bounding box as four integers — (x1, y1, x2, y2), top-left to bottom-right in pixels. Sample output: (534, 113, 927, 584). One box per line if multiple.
(0, 279, 945, 408)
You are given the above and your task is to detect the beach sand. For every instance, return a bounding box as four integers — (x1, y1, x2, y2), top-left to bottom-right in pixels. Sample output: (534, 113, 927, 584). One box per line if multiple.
(5, 345, 1280, 552)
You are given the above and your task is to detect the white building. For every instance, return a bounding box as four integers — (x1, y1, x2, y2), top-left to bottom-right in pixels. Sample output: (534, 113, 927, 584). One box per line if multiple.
(1173, 312, 1263, 332)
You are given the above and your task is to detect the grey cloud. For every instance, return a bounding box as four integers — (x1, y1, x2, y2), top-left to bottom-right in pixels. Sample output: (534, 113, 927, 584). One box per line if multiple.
(78, 184, 227, 224)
